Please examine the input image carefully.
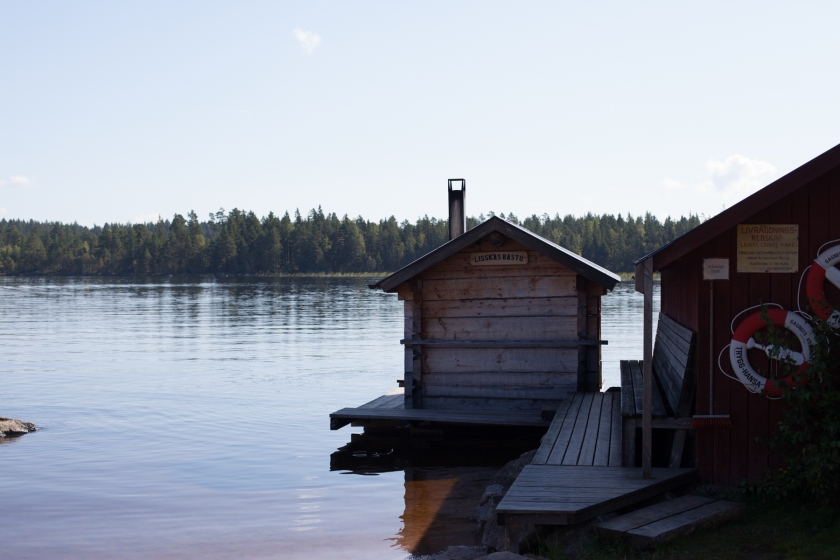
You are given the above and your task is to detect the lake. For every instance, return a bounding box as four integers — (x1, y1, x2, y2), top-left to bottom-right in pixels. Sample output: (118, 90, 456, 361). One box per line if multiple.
(0, 277, 659, 559)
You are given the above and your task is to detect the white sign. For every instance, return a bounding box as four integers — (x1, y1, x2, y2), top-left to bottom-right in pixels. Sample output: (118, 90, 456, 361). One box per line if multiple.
(470, 251, 529, 266)
(703, 258, 729, 280)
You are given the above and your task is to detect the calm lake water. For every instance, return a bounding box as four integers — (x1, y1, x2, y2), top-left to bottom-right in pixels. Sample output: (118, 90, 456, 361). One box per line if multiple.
(0, 277, 659, 560)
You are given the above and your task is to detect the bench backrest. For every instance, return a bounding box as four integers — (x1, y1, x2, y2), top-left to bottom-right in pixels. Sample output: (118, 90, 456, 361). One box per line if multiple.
(652, 313, 696, 417)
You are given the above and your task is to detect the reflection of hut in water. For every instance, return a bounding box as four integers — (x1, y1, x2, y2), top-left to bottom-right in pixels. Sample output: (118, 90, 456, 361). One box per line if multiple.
(331, 181, 620, 430)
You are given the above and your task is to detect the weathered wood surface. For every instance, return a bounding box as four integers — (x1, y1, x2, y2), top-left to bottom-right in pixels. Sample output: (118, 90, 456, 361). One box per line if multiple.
(329, 395, 550, 429)
(594, 495, 712, 535)
(532, 392, 623, 467)
(622, 311, 698, 418)
(422, 376, 575, 399)
(421, 254, 578, 280)
(422, 316, 578, 340)
(628, 500, 744, 549)
(652, 312, 697, 417)
(358, 393, 404, 410)
(421, 396, 565, 412)
(402, 339, 605, 347)
(496, 466, 696, 525)
(423, 347, 579, 373)
(421, 276, 578, 301)
(620, 312, 697, 468)
(622, 360, 667, 417)
(595, 495, 744, 549)
(422, 297, 578, 318)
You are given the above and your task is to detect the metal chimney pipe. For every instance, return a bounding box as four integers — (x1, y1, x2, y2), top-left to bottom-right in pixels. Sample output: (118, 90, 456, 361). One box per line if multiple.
(448, 179, 466, 240)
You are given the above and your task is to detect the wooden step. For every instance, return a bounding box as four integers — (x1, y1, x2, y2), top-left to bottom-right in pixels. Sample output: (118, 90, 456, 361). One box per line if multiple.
(594, 494, 745, 549)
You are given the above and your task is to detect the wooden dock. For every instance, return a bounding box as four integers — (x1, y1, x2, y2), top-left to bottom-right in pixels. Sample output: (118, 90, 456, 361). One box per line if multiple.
(330, 388, 550, 430)
(496, 466, 696, 534)
(496, 390, 696, 552)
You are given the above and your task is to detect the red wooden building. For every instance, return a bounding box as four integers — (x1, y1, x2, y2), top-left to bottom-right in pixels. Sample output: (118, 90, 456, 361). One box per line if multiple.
(636, 142, 840, 485)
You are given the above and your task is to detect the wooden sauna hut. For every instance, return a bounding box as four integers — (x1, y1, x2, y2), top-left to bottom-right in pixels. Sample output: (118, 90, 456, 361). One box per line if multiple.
(330, 180, 621, 430)
(634, 141, 840, 486)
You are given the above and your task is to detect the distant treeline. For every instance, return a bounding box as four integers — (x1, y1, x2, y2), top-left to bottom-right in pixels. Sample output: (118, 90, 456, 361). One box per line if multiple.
(0, 208, 701, 276)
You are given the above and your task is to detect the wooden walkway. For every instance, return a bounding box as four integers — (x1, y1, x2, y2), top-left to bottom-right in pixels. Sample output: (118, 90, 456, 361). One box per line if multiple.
(497, 391, 696, 553)
(532, 391, 623, 467)
(496, 465, 696, 527)
(330, 388, 549, 430)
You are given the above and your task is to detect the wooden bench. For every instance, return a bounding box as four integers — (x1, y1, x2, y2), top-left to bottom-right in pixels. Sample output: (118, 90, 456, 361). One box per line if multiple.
(621, 313, 696, 468)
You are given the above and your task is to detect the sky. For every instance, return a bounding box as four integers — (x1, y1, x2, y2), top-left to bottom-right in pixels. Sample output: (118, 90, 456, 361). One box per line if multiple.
(2, 1, 840, 226)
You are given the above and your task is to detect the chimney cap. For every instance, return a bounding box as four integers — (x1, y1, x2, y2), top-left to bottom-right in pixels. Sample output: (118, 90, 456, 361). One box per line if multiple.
(448, 178, 466, 191)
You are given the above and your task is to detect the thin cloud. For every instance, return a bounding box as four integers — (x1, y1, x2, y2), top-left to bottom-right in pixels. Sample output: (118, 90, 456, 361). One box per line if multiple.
(0, 175, 34, 188)
(661, 155, 777, 201)
(131, 212, 160, 224)
(293, 28, 321, 54)
(701, 155, 777, 198)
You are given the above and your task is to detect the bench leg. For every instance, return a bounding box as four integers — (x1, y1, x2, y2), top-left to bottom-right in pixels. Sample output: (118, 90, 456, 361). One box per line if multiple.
(505, 522, 520, 554)
(623, 418, 636, 467)
(669, 429, 687, 468)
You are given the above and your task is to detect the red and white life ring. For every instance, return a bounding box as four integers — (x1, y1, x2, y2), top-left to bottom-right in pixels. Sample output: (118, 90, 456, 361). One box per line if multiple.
(730, 309, 816, 396)
(806, 244, 840, 328)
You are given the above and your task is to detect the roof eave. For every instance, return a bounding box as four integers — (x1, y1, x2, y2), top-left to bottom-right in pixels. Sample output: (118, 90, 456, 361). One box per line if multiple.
(371, 216, 621, 292)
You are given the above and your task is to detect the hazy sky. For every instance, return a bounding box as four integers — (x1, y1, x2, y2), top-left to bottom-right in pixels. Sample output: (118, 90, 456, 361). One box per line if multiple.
(2, 2, 840, 226)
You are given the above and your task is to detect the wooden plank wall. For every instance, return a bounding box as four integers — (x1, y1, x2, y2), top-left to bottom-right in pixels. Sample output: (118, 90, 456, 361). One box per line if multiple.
(398, 237, 603, 411)
(659, 167, 840, 485)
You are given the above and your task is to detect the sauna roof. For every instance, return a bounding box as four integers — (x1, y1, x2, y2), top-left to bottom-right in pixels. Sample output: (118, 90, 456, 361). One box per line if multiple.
(371, 216, 621, 292)
(636, 141, 840, 271)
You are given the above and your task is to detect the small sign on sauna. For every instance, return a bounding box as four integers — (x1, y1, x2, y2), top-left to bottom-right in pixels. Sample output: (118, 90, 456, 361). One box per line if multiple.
(737, 224, 798, 273)
(703, 258, 729, 280)
(470, 251, 529, 266)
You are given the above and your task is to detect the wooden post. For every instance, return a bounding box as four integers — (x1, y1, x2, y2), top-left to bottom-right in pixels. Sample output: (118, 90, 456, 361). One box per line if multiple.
(643, 258, 653, 478)
(505, 522, 520, 554)
(402, 287, 423, 409)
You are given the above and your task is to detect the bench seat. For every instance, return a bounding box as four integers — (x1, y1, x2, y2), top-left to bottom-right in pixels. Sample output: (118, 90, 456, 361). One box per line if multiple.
(620, 313, 696, 468)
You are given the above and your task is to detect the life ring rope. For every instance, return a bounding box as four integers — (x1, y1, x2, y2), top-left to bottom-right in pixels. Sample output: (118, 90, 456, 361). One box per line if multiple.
(816, 238, 840, 256)
(717, 343, 783, 400)
(796, 264, 813, 319)
(729, 303, 783, 334)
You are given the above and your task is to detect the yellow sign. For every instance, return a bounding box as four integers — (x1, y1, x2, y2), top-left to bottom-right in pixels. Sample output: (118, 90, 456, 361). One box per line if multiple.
(470, 251, 529, 266)
(736, 224, 798, 273)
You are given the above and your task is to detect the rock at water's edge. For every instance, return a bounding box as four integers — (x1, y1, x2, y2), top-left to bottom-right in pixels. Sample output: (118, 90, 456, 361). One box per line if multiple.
(0, 417, 37, 438)
(475, 552, 530, 560)
(419, 545, 488, 560)
(474, 450, 538, 551)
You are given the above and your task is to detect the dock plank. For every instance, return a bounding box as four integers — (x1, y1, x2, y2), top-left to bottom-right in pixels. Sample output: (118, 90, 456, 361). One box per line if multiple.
(330, 403, 548, 429)
(497, 466, 696, 524)
(546, 393, 585, 464)
(562, 392, 595, 465)
(608, 393, 623, 466)
(594, 495, 714, 536)
(627, 500, 745, 549)
(592, 392, 613, 466)
(578, 393, 604, 466)
(532, 394, 575, 465)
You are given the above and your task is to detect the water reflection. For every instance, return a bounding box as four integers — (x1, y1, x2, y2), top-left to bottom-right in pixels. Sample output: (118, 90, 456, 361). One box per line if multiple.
(0, 277, 656, 559)
(331, 425, 542, 556)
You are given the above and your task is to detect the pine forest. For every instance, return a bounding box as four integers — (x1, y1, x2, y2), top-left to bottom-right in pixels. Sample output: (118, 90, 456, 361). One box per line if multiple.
(0, 208, 702, 276)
